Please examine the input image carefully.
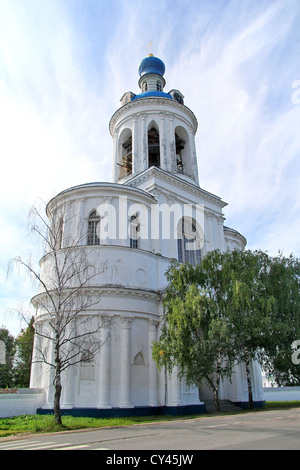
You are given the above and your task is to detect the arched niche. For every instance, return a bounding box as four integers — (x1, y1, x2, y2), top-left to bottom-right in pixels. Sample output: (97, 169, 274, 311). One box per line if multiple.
(175, 126, 192, 177)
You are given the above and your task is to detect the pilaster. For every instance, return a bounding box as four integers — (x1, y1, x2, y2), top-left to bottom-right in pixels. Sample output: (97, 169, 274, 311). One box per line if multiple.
(119, 316, 133, 407)
(148, 319, 159, 406)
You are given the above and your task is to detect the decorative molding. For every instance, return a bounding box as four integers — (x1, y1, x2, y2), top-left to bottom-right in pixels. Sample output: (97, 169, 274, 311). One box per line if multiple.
(109, 98, 198, 137)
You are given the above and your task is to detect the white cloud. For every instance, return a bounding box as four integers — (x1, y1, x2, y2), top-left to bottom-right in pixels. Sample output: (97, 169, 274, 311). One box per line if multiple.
(1, 0, 300, 335)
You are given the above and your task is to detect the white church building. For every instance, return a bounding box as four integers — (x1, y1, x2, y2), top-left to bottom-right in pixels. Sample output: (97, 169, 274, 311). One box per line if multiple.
(30, 54, 265, 416)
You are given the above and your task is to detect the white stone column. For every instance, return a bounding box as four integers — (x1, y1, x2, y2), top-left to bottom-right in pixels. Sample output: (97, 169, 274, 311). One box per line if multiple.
(141, 114, 148, 171)
(97, 318, 111, 408)
(44, 335, 55, 409)
(169, 367, 183, 406)
(119, 316, 133, 408)
(217, 216, 226, 252)
(205, 212, 214, 253)
(251, 360, 265, 402)
(230, 362, 247, 403)
(189, 130, 199, 184)
(29, 331, 39, 388)
(148, 320, 159, 406)
(76, 198, 86, 245)
(159, 113, 167, 171)
(61, 366, 75, 409)
(113, 127, 120, 182)
(168, 115, 177, 172)
(61, 322, 76, 409)
(132, 116, 139, 174)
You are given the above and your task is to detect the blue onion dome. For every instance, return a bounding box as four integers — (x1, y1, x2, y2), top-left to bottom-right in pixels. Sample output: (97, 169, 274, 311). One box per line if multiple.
(138, 55, 166, 77)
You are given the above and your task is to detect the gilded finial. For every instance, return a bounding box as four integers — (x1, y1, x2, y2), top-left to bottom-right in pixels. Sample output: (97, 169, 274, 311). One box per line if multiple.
(146, 40, 154, 57)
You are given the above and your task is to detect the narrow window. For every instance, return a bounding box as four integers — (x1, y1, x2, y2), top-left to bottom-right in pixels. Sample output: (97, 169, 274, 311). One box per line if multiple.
(87, 211, 100, 245)
(130, 215, 139, 248)
(175, 133, 186, 174)
(157, 81, 162, 91)
(121, 135, 132, 178)
(148, 127, 160, 168)
(177, 218, 202, 265)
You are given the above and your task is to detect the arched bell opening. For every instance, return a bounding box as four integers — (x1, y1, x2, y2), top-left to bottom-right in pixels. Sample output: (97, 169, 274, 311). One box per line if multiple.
(148, 122, 160, 168)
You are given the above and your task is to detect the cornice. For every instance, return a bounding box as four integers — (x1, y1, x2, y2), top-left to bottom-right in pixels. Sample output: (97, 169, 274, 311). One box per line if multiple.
(125, 166, 228, 208)
(46, 181, 156, 215)
(31, 285, 162, 309)
(224, 226, 247, 245)
(109, 97, 198, 136)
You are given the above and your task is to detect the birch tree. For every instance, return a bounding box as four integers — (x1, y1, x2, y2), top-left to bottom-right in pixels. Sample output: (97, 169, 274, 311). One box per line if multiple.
(10, 201, 107, 425)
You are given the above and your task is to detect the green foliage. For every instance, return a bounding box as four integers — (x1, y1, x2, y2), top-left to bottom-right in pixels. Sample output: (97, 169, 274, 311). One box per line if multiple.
(14, 317, 35, 387)
(0, 328, 16, 388)
(0, 318, 35, 388)
(263, 253, 300, 385)
(153, 249, 300, 410)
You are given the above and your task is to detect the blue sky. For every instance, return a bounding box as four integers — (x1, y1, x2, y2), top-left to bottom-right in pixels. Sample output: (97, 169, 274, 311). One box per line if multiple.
(0, 0, 300, 336)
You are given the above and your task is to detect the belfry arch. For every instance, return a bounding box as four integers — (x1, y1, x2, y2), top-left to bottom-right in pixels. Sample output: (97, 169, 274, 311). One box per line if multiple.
(175, 126, 191, 177)
(119, 128, 132, 179)
(147, 122, 160, 168)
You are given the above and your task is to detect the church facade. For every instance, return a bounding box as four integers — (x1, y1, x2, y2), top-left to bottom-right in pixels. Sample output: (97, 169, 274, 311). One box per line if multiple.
(30, 54, 265, 414)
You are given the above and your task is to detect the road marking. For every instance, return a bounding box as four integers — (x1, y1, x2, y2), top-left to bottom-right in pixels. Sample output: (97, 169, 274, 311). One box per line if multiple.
(54, 444, 90, 450)
(205, 423, 229, 428)
(0, 440, 74, 450)
(0, 440, 39, 449)
(0, 440, 55, 450)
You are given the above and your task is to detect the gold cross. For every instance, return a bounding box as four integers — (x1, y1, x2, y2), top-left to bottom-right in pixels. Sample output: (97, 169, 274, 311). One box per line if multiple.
(146, 40, 154, 56)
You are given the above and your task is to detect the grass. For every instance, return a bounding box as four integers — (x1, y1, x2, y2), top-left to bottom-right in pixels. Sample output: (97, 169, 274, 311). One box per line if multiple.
(1, 401, 300, 439)
(0, 413, 187, 438)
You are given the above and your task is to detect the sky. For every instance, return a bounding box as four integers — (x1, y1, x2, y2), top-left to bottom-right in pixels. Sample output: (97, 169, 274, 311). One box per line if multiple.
(0, 0, 300, 336)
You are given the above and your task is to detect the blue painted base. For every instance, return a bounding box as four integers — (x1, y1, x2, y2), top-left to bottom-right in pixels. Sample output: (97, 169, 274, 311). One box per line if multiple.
(233, 400, 265, 409)
(37, 404, 206, 418)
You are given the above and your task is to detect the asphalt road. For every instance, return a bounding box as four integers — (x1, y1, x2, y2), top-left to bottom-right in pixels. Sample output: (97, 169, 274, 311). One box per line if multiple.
(0, 407, 300, 452)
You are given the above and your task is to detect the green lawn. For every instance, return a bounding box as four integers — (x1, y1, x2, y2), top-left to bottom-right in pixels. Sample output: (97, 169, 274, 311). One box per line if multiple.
(0, 402, 300, 439)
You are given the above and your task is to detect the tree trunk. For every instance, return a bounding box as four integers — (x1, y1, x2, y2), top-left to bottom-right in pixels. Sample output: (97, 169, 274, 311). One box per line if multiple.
(205, 376, 221, 412)
(54, 369, 62, 425)
(245, 358, 253, 409)
(54, 335, 62, 425)
(213, 386, 220, 412)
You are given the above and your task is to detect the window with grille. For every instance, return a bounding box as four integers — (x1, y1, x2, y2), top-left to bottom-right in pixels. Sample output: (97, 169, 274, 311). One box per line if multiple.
(87, 211, 100, 245)
(130, 215, 139, 248)
(177, 218, 202, 265)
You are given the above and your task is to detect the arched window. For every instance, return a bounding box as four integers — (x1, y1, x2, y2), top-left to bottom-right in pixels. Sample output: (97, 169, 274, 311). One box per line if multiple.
(175, 127, 191, 177)
(129, 214, 139, 248)
(156, 81, 162, 91)
(120, 130, 132, 178)
(177, 218, 202, 265)
(148, 126, 160, 168)
(87, 211, 100, 245)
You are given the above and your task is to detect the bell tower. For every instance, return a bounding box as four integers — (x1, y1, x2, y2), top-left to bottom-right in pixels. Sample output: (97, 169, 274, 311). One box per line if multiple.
(109, 54, 199, 186)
